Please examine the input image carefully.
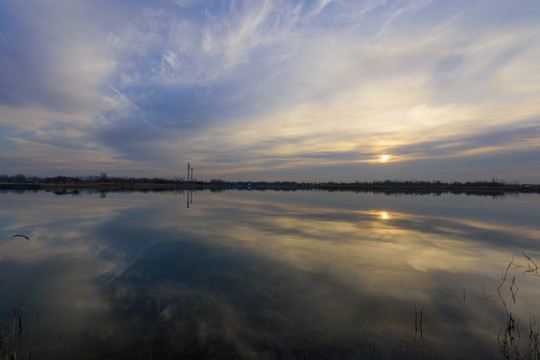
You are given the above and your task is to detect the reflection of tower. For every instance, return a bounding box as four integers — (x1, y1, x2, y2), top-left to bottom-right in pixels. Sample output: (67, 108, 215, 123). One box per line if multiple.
(191, 167, 194, 182)
(186, 190, 193, 208)
(187, 163, 190, 182)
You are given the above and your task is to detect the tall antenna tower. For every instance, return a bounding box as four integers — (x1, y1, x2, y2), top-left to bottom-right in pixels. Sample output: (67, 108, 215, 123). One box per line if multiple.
(187, 163, 190, 182)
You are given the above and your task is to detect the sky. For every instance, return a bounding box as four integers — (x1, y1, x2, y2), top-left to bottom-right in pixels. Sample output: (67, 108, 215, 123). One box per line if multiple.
(1, 0, 540, 182)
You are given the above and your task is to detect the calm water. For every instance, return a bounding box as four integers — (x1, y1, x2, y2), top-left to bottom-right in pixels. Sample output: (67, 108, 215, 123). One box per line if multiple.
(1, 189, 539, 359)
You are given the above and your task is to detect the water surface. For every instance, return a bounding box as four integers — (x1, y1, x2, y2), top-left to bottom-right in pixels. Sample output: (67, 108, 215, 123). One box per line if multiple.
(1, 190, 539, 359)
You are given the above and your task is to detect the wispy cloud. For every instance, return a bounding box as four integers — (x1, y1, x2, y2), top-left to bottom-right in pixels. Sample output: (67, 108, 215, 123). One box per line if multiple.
(1, 0, 539, 180)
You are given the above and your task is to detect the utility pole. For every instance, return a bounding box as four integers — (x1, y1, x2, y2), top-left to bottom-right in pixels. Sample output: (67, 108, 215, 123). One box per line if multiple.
(187, 163, 190, 182)
(191, 167, 194, 182)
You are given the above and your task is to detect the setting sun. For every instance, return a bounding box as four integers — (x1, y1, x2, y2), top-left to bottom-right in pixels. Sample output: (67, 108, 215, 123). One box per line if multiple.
(380, 155, 390, 163)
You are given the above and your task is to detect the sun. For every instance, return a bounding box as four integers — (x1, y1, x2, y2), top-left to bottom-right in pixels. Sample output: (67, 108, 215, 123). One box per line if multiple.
(380, 155, 390, 163)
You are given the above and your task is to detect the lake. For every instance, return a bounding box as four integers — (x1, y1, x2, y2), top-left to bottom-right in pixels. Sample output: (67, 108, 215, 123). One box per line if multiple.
(1, 189, 539, 359)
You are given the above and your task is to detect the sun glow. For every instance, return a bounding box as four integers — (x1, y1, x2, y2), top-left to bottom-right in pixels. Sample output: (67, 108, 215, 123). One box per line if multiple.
(380, 211, 390, 220)
(380, 155, 390, 163)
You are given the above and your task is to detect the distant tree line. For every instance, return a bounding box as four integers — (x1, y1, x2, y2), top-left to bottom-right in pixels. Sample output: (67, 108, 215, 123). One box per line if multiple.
(1, 174, 538, 194)
(0, 173, 191, 185)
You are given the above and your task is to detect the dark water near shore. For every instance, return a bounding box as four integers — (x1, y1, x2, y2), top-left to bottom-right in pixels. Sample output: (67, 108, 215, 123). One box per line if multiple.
(1, 190, 539, 359)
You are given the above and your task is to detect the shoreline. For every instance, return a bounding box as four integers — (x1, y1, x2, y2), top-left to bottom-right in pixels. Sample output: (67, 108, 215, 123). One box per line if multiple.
(1, 182, 539, 194)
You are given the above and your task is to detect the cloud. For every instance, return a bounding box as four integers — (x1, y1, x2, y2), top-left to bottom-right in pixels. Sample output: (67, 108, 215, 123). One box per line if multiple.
(0, 1, 117, 111)
(389, 117, 540, 159)
(1, 0, 540, 180)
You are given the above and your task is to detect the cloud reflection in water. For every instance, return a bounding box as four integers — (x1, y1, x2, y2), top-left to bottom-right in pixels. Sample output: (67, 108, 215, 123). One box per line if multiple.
(0, 190, 539, 358)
